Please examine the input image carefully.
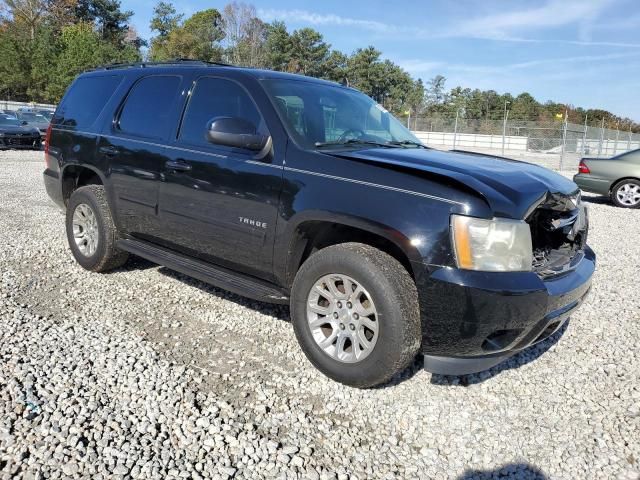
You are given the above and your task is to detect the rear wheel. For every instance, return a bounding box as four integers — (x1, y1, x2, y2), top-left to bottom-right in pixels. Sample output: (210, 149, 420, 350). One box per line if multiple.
(290, 243, 421, 388)
(611, 179, 640, 208)
(66, 185, 128, 272)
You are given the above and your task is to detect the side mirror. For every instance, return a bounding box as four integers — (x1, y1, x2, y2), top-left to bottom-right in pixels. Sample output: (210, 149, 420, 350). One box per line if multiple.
(21, 121, 28, 126)
(206, 117, 268, 151)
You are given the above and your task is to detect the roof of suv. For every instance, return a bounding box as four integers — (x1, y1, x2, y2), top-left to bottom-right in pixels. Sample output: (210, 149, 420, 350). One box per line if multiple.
(85, 60, 342, 88)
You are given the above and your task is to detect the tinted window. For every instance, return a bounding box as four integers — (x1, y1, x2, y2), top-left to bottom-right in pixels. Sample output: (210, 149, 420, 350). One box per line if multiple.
(0, 117, 21, 126)
(179, 77, 263, 148)
(263, 79, 419, 149)
(118, 76, 182, 139)
(54, 75, 122, 128)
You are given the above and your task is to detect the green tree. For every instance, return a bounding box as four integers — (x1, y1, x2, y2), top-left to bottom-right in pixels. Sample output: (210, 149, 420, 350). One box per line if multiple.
(149, 1, 182, 60)
(286, 28, 329, 76)
(46, 22, 138, 101)
(509, 92, 540, 120)
(150, 1, 182, 37)
(263, 21, 290, 71)
(28, 25, 60, 100)
(0, 21, 32, 100)
(75, 0, 133, 42)
(425, 75, 447, 107)
(321, 50, 348, 83)
(152, 8, 225, 61)
(346, 46, 383, 98)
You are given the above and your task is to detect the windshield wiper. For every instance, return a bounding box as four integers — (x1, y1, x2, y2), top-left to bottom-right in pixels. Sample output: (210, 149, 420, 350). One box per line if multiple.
(386, 140, 429, 149)
(314, 139, 395, 149)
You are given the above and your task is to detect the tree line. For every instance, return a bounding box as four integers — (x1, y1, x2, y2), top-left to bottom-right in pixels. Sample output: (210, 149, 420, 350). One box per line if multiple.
(1, 0, 637, 132)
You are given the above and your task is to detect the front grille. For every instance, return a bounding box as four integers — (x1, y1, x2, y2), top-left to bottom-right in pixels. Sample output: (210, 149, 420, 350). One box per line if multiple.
(3, 135, 37, 146)
(527, 192, 588, 277)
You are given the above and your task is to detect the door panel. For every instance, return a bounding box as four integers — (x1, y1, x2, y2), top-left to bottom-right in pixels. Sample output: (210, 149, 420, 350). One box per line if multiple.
(104, 136, 167, 239)
(157, 76, 283, 280)
(105, 74, 187, 240)
(159, 150, 282, 278)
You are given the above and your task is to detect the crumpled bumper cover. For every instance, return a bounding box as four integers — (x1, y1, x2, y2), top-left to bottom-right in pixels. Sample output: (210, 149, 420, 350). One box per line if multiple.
(415, 246, 595, 375)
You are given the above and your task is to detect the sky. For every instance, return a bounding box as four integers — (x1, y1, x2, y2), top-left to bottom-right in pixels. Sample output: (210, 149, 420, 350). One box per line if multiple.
(121, 0, 640, 121)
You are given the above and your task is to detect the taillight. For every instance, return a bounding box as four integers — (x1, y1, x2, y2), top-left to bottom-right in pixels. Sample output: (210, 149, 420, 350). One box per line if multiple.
(44, 123, 52, 168)
(578, 160, 590, 174)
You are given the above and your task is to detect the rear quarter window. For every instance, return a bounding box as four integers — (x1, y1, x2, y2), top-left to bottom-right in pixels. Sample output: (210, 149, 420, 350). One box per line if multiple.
(53, 75, 123, 129)
(117, 75, 182, 140)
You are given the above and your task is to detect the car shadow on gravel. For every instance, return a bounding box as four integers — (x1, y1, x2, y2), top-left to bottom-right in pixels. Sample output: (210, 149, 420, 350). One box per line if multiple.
(457, 463, 548, 479)
(109, 256, 158, 273)
(430, 320, 569, 387)
(156, 267, 291, 321)
(580, 195, 612, 205)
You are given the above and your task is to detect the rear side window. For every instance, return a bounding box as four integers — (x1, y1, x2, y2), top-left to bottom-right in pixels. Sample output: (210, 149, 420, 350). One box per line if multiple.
(118, 75, 182, 140)
(179, 77, 264, 148)
(54, 75, 122, 128)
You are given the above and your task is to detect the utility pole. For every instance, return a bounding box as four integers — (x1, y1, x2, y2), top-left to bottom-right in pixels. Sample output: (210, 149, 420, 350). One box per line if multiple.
(559, 107, 568, 171)
(453, 108, 460, 150)
(582, 114, 588, 156)
(501, 100, 510, 156)
(598, 118, 605, 158)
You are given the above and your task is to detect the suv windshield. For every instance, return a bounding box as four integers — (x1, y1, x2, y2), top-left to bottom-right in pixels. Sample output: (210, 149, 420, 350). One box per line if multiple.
(262, 79, 422, 150)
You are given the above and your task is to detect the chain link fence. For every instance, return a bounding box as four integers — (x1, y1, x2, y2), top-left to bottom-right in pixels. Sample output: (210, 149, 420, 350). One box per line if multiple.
(406, 116, 640, 172)
(2, 100, 56, 112)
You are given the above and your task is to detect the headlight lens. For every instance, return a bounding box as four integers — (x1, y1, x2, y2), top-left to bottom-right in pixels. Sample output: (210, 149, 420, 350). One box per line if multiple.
(451, 215, 532, 272)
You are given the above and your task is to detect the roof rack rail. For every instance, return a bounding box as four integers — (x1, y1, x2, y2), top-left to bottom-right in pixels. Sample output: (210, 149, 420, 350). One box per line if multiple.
(92, 58, 235, 71)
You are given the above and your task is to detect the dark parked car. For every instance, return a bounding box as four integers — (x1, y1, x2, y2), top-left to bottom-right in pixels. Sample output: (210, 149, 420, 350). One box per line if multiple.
(43, 61, 595, 387)
(1, 109, 18, 118)
(0, 115, 41, 150)
(574, 149, 640, 208)
(16, 111, 50, 134)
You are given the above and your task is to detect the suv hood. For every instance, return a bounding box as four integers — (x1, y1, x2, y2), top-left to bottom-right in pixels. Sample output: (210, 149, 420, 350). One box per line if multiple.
(335, 148, 579, 219)
(0, 125, 39, 135)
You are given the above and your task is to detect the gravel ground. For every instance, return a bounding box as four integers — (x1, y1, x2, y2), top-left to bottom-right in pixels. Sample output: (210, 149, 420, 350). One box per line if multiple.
(0, 150, 638, 480)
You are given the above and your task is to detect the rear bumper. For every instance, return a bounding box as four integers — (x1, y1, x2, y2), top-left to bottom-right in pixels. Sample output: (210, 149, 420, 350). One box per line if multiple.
(416, 246, 595, 375)
(43, 169, 65, 210)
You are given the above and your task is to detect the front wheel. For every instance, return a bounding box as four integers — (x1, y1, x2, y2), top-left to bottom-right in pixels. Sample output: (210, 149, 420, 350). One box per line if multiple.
(611, 180, 640, 208)
(290, 243, 421, 388)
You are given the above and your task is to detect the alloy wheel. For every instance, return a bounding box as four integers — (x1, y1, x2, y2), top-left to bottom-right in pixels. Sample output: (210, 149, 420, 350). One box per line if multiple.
(616, 182, 640, 207)
(306, 273, 379, 363)
(72, 203, 99, 256)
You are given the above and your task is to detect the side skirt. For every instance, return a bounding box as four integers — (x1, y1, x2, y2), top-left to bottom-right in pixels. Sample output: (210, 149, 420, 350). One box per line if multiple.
(117, 238, 290, 304)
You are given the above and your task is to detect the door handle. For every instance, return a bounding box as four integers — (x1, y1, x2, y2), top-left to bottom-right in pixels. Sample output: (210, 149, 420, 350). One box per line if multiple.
(165, 160, 192, 172)
(99, 145, 119, 157)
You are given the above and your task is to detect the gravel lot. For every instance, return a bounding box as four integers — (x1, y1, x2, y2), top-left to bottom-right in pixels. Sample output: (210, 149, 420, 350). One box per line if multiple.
(1, 150, 639, 480)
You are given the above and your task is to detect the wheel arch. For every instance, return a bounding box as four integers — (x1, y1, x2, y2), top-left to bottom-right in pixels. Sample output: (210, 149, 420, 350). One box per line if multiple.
(610, 176, 640, 193)
(61, 164, 107, 206)
(280, 211, 422, 288)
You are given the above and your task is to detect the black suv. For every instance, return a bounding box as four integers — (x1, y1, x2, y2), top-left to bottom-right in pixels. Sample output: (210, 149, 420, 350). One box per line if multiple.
(43, 61, 595, 387)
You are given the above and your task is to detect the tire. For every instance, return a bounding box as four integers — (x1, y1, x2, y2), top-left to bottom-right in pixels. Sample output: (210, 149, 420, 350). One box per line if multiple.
(290, 242, 421, 388)
(610, 179, 640, 209)
(66, 185, 128, 272)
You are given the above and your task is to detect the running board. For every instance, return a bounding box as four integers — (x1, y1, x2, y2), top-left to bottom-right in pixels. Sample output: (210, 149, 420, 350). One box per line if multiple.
(117, 238, 289, 304)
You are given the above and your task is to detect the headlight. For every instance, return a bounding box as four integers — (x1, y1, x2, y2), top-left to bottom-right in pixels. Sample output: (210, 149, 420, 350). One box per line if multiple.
(451, 215, 532, 272)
